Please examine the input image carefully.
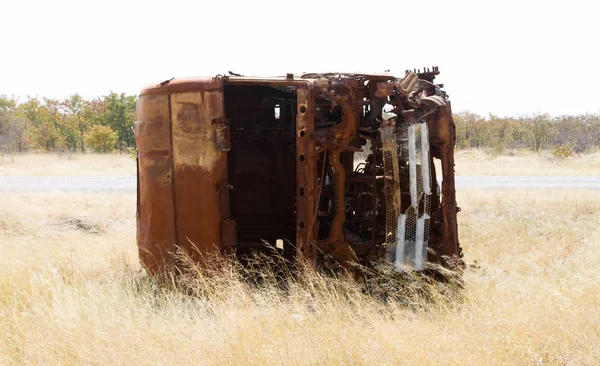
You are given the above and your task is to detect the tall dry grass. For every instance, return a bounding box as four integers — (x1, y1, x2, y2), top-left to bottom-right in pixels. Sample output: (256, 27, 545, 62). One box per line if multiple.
(1, 189, 599, 365)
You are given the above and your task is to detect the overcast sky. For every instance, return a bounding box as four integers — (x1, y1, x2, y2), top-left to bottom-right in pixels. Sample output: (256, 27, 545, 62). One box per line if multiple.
(1, 0, 598, 116)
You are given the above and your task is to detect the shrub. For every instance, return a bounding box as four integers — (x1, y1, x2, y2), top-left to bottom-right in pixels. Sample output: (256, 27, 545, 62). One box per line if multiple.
(551, 144, 575, 159)
(84, 125, 117, 153)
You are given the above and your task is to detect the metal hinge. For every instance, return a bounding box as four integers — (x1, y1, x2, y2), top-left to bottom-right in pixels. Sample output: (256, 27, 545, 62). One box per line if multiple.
(215, 125, 231, 152)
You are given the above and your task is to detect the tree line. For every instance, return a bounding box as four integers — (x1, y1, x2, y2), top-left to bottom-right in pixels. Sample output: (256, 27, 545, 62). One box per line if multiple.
(1, 94, 599, 155)
(453, 111, 600, 156)
(0, 93, 136, 153)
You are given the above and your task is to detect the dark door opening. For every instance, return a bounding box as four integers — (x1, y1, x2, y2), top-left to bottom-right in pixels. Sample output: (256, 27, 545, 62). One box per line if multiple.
(223, 84, 298, 260)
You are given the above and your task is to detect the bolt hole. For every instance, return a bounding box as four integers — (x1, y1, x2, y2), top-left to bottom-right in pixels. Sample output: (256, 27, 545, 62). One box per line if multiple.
(300, 106, 307, 113)
(299, 222, 305, 228)
(299, 154, 305, 161)
(299, 187, 304, 196)
(299, 130, 305, 137)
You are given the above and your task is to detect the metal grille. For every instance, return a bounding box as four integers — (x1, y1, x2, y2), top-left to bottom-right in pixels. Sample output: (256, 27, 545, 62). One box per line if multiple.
(396, 123, 433, 270)
(422, 175, 432, 244)
(421, 123, 432, 244)
(381, 126, 400, 248)
(405, 206, 417, 242)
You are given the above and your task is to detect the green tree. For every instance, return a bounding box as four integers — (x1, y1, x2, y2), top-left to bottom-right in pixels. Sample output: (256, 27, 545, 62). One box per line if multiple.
(62, 94, 91, 153)
(510, 118, 532, 150)
(23, 103, 66, 151)
(528, 114, 557, 153)
(44, 98, 72, 151)
(84, 124, 117, 153)
(486, 114, 515, 156)
(14, 97, 42, 152)
(555, 114, 600, 152)
(454, 111, 486, 149)
(102, 92, 137, 150)
(0, 95, 19, 152)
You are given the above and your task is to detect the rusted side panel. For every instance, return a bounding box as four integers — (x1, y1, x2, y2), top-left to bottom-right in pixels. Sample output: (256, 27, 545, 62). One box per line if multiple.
(170, 89, 228, 258)
(296, 85, 317, 263)
(425, 101, 461, 264)
(141, 77, 222, 95)
(436, 103, 460, 259)
(135, 94, 176, 274)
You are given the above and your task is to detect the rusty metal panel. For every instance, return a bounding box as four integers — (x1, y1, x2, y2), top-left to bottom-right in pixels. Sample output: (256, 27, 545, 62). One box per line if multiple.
(134, 93, 176, 274)
(396, 71, 418, 96)
(141, 76, 222, 95)
(295, 85, 316, 262)
(431, 103, 461, 261)
(135, 69, 463, 276)
(170, 88, 229, 258)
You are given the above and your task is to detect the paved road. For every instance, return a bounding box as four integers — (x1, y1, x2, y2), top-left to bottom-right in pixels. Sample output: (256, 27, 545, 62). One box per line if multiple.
(1, 175, 599, 192)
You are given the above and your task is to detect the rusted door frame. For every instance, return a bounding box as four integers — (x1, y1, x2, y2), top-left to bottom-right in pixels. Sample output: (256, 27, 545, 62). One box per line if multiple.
(223, 77, 317, 265)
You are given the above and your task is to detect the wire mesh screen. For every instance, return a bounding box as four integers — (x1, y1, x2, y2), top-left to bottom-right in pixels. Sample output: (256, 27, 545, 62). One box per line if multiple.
(381, 125, 400, 249)
(396, 123, 432, 270)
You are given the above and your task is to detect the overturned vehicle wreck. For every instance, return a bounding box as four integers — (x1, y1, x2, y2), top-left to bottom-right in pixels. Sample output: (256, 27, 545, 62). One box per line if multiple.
(135, 68, 462, 275)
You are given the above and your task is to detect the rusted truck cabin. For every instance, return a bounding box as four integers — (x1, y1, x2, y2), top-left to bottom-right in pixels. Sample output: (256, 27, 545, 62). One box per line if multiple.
(135, 68, 462, 275)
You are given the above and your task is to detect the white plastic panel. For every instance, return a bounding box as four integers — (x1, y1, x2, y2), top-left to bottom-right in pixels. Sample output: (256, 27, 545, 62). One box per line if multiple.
(395, 123, 432, 272)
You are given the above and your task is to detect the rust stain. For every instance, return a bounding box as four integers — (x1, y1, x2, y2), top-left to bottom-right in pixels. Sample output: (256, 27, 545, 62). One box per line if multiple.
(135, 94, 176, 274)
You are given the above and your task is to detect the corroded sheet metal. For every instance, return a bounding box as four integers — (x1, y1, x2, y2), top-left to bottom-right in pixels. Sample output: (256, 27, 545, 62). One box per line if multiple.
(136, 68, 463, 275)
(141, 77, 222, 95)
(170, 89, 228, 260)
(134, 94, 176, 274)
(296, 84, 317, 263)
(430, 103, 461, 260)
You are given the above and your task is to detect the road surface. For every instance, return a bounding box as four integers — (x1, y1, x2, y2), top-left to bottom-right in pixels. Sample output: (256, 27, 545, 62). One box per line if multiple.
(1, 176, 599, 192)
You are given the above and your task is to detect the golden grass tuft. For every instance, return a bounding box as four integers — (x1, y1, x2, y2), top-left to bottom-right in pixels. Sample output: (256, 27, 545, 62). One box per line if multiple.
(1, 189, 599, 365)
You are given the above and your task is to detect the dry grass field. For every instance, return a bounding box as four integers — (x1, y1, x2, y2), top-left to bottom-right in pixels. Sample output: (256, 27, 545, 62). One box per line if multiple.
(0, 153, 135, 176)
(1, 186, 599, 365)
(455, 150, 600, 176)
(1, 150, 600, 176)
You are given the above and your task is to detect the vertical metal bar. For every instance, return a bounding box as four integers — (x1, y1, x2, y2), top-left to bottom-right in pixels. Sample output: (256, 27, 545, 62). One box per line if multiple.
(420, 123, 431, 195)
(296, 83, 316, 265)
(371, 138, 377, 247)
(395, 214, 406, 272)
(408, 124, 418, 208)
(420, 122, 432, 266)
(415, 216, 425, 270)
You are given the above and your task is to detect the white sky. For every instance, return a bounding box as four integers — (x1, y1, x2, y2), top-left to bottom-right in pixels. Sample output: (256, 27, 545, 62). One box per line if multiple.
(1, 0, 598, 116)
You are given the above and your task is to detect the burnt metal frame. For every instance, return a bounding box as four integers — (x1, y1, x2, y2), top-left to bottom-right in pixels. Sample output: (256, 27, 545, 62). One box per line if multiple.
(134, 70, 462, 275)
